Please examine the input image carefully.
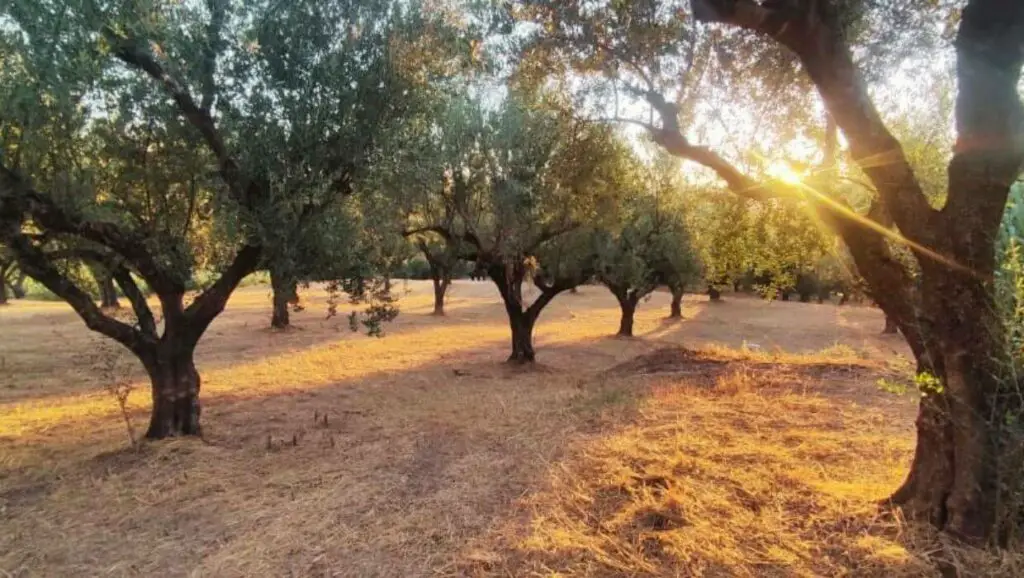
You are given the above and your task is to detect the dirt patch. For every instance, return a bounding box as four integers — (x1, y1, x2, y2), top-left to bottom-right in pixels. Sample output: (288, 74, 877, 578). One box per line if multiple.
(607, 347, 727, 377)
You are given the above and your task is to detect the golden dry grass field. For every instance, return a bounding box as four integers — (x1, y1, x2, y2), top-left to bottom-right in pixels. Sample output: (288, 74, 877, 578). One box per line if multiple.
(0, 280, 1014, 576)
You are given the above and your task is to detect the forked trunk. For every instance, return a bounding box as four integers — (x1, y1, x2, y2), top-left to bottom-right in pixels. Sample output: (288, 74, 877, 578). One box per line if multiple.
(270, 269, 296, 329)
(426, 255, 451, 316)
(616, 293, 638, 337)
(508, 311, 536, 363)
(669, 286, 684, 318)
(142, 345, 202, 438)
(431, 275, 449, 316)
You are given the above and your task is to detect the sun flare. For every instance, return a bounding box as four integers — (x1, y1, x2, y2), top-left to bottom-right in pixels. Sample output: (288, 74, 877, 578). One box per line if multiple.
(768, 161, 803, 185)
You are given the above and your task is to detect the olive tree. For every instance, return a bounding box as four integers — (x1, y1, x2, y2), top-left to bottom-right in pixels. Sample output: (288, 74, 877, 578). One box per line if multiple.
(0, 0, 422, 438)
(520, 0, 1024, 542)
(406, 93, 624, 362)
(594, 164, 700, 335)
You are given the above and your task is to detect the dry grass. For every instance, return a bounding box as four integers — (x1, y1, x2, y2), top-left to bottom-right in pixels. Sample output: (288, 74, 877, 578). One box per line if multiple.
(1, 281, 1015, 577)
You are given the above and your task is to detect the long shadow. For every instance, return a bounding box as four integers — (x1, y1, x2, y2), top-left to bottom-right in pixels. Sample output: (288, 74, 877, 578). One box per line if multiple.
(2, 294, 930, 578)
(0, 293, 517, 407)
(0, 317, 654, 578)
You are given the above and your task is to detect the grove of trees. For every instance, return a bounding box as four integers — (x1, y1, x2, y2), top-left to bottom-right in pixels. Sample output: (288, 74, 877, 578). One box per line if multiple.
(2, 0, 1022, 547)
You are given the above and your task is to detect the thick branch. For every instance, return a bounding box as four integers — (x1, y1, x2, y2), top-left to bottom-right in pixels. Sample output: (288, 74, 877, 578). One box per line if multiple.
(110, 266, 158, 338)
(4, 234, 154, 354)
(184, 244, 262, 334)
(1, 164, 182, 294)
(43, 246, 158, 338)
(943, 0, 1024, 267)
(526, 222, 580, 253)
(691, 0, 937, 246)
(403, 225, 482, 258)
(200, 0, 227, 112)
(105, 29, 249, 205)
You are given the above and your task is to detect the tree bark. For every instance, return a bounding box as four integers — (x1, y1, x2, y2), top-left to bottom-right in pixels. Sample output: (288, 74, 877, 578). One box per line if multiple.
(99, 275, 120, 309)
(431, 274, 449, 316)
(684, 0, 1024, 542)
(270, 268, 296, 329)
(488, 260, 572, 363)
(617, 295, 637, 337)
(142, 342, 202, 438)
(669, 286, 684, 318)
(422, 248, 451, 316)
(708, 287, 721, 301)
(508, 310, 537, 363)
(0, 261, 11, 304)
(883, 314, 899, 335)
(11, 272, 26, 299)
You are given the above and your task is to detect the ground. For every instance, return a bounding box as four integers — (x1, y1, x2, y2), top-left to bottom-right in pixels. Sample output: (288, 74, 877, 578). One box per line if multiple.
(0, 281, 1012, 576)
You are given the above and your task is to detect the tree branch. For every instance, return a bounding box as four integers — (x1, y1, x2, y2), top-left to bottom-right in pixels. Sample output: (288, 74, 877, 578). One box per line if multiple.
(105, 28, 250, 206)
(4, 233, 154, 355)
(42, 246, 159, 338)
(0, 163, 182, 294)
(110, 266, 158, 338)
(943, 0, 1024, 265)
(200, 0, 227, 112)
(184, 244, 262, 335)
(691, 0, 937, 247)
(526, 222, 580, 253)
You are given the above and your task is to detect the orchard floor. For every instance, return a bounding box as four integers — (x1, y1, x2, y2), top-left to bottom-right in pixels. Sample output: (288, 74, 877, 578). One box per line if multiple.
(0, 281, 1015, 576)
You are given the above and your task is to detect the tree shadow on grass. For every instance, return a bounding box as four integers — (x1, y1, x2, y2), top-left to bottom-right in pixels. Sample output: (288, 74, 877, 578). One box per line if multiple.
(0, 326, 653, 578)
(1, 292, 940, 578)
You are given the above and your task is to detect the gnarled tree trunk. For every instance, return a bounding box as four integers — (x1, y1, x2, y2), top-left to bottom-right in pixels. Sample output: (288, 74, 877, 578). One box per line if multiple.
(617, 296, 637, 337)
(883, 314, 899, 335)
(142, 341, 202, 438)
(508, 310, 537, 363)
(488, 259, 573, 364)
(671, 0, 1024, 543)
(270, 268, 297, 329)
(431, 274, 449, 316)
(669, 285, 684, 318)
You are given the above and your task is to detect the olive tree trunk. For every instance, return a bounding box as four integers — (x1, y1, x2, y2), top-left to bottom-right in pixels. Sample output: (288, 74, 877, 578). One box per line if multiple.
(99, 276, 120, 309)
(488, 261, 571, 364)
(507, 310, 538, 363)
(431, 274, 450, 316)
(11, 272, 25, 299)
(141, 339, 202, 438)
(270, 268, 297, 329)
(669, 286, 684, 318)
(676, 0, 1024, 543)
(883, 314, 899, 335)
(617, 296, 637, 337)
